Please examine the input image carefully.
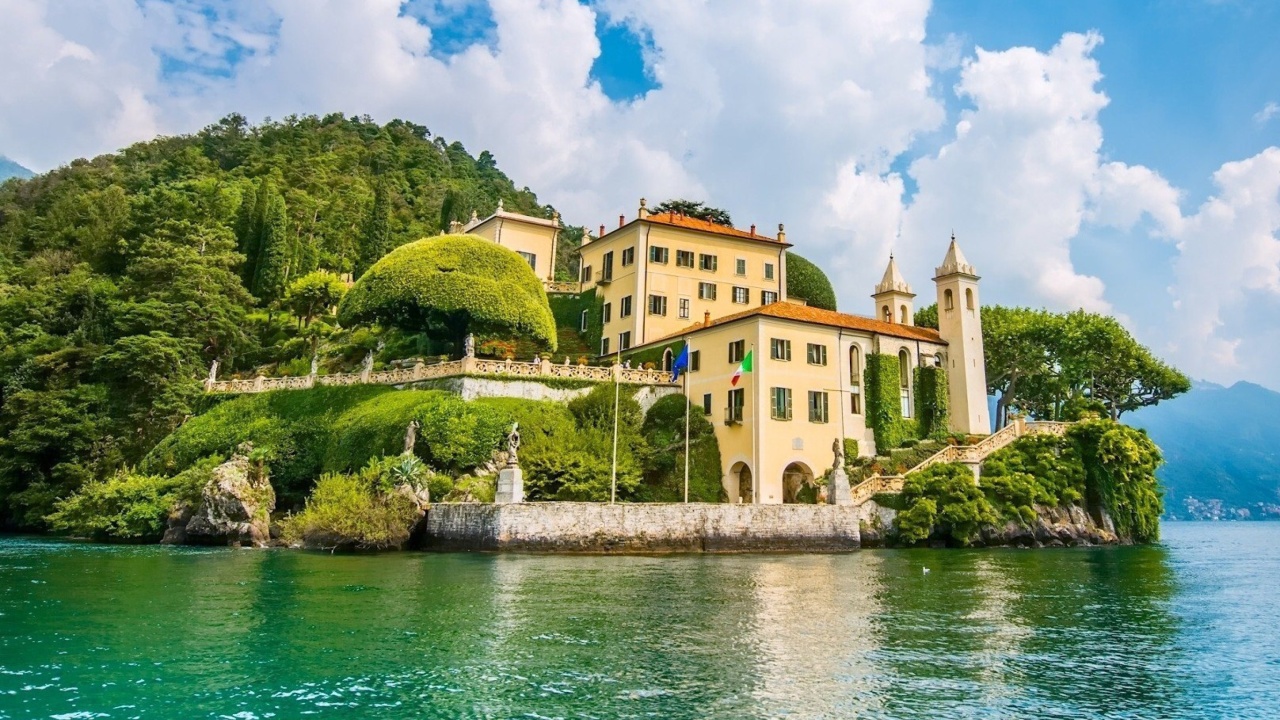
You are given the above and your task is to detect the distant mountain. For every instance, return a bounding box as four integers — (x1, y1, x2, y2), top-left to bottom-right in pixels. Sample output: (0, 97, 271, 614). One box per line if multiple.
(1129, 380, 1280, 520)
(0, 156, 33, 182)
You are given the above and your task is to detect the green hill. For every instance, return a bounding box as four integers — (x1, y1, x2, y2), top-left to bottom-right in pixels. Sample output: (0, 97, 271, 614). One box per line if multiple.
(1129, 381, 1280, 519)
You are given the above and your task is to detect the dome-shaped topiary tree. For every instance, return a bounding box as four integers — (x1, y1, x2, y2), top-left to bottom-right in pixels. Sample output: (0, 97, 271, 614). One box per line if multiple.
(785, 252, 837, 311)
(338, 234, 557, 352)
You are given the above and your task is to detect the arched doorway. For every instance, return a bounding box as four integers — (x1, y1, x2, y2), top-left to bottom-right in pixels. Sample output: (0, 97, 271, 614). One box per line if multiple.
(729, 462, 753, 504)
(782, 462, 814, 503)
(662, 348, 674, 372)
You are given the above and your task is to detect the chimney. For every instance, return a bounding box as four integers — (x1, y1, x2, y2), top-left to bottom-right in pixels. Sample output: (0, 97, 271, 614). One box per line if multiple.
(619, 214, 625, 228)
(599, 224, 605, 237)
(703, 310, 711, 327)
(777, 223, 787, 243)
(750, 224, 756, 235)
(638, 197, 649, 219)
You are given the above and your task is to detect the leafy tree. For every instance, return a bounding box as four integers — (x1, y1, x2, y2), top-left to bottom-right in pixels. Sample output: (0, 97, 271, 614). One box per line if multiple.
(357, 181, 393, 277)
(339, 234, 558, 352)
(285, 270, 347, 326)
(638, 394, 723, 502)
(651, 199, 733, 226)
(784, 252, 837, 311)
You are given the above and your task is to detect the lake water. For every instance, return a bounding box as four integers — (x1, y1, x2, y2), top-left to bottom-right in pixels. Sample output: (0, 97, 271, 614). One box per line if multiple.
(1, 522, 1277, 719)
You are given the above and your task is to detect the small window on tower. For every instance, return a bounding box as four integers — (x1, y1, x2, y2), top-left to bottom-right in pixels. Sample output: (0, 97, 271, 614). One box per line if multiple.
(966, 288, 975, 310)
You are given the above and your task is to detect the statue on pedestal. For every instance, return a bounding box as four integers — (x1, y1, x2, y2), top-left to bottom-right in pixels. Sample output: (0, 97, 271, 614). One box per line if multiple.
(403, 420, 419, 456)
(310, 354, 319, 376)
(464, 333, 475, 358)
(506, 422, 521, 467)
(832, 437, 844, 466)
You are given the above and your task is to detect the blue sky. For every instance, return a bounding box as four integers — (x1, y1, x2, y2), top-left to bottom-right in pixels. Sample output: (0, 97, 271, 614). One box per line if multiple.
(2, 0, 1278, 389)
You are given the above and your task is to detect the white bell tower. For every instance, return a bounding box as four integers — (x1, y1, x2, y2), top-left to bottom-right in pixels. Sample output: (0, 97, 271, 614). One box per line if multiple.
(934, 235, 989, 435)
(871, 255, 915, 325)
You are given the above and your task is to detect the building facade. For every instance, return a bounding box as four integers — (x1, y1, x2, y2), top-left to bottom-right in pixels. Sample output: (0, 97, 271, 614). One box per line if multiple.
(459, 200, 560, 282)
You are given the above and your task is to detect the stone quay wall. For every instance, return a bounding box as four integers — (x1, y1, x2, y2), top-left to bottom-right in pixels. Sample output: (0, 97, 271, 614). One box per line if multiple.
(424, 502, 862, 553)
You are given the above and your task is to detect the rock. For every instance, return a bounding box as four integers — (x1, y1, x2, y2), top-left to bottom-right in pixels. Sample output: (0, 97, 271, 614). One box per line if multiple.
(183, 444, 275, 547)
(160, 505, 194, 545)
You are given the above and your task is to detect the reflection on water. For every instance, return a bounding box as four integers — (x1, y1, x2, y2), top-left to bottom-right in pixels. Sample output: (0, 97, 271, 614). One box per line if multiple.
(1, 523, 1278, 719)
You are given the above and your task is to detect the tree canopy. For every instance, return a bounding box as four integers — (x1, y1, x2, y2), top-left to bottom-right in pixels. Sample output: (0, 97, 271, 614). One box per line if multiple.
(339, 234, 557, 351)
(916, 304, 1190, 425)
(651, 199, 733, 226)
(784, 252, 837, 311)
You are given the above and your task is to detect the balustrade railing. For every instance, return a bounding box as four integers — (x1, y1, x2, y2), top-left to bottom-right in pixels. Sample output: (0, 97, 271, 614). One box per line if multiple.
(205, 357, 675, 395)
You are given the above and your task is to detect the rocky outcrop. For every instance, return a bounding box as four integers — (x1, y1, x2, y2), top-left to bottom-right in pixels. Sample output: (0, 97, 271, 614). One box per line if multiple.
(162, 444, 275, 547)
(856, 500, 1124, 548)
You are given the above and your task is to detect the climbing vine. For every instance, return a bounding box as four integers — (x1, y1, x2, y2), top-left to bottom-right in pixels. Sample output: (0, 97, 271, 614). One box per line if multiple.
(913, 366, 949, 439)
(1067, 419, 1163, 543)
(865, 353, 917, 453)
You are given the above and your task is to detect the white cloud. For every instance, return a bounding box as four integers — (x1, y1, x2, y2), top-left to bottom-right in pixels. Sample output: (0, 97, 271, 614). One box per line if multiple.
(1254, 101, 1279, 125)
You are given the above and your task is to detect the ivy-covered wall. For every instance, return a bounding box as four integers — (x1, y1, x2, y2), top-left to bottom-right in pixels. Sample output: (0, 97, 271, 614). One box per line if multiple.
(913, 366, 950, 439)
(865, 353, 918, 453)
(548, 290, 604, 359)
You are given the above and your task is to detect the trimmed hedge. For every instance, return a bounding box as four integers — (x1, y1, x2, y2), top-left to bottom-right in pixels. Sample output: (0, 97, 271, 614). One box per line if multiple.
(785, 252, 837, 311)
(339, 234, 557, 351)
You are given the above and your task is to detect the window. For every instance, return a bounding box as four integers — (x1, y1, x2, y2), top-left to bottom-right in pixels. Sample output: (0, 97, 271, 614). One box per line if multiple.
(966, 287, 975, 310)
(764, 262, 775, 281)
(601, 251, 614, 281)
(944, 288, 954, 311)
(690, 350, 701, 372)
(807, 343, 828, 366)
(728, 339, 745, 363)
(735, 258, 747, 276)
(648, 294, 667, 316)
(579, 309, 588, 332)
(678, 297, 690, 319)
(517, 251, 537, 271)
(601, 337, 610, 355)
(727, 388, 745, 424)
(620, 295, 633, 318)
(698, 282, 717, 300)
(899, 305, 908, 324)
(621, 247, 635, 266)
(761, 290, 778, 305)
(676, 250, 695, 268)
(808, 391, 830, 423)
(899, 349, 912, 418)
(849, 346, 863, 415)
(581, 265, 592, 284)
(702, 393, 712, 415)
(699, 253, 718, 272)
(882, 304, 892, 323)
(771, 387, 793, 420)
(619, 331, 632, 351)
(770, 338, 792, 361)
(649, 245, 669, 264)
(603, 302, 612, 323)
(732, 286, 749, 304)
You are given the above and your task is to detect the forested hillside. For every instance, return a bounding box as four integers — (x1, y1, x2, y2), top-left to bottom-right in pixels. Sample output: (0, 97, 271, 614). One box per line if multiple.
(0, 114, 559, 529)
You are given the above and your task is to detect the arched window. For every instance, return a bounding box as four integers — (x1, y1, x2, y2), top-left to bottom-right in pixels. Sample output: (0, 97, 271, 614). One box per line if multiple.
(899, 305, 908, 324)
(934, 352, 944, 368)
(882, 304, 892, 323)
(965, 288, 975, 310)
(849, 345, 863, 414)
(944, 288, 954, 311)
(898, 349, 912, 418)
(662, 348, 674, 372)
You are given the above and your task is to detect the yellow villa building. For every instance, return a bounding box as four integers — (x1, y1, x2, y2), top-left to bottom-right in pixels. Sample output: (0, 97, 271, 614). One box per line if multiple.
(456, 199, 561, 283)
(586, 202, 989, 504)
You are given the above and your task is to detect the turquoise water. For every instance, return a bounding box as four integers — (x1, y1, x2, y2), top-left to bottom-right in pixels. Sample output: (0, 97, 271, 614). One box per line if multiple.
(1, 522, 1277, 719)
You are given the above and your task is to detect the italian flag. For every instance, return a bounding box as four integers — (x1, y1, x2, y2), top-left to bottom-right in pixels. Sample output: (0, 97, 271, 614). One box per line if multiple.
(731, 350, 753, 386)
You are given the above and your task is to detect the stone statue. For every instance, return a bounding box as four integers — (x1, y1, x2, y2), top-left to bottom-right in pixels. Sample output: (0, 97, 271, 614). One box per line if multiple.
(363, 350, 374, 373)
(207, 359, 220, 384)
(564, 356, 570, 366)
(506, 422, 521, 466)
(832, 437, 845, 467)
(464, 333, 476, 358)
(533, 353, 541, 364)
(310, 354, 319, 376)
(403, 420, 419, 456)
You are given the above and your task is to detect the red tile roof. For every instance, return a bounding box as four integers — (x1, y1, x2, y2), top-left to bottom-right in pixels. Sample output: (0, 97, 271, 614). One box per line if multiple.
(642, 211, 791, 246)
(641, 301, 945, 348)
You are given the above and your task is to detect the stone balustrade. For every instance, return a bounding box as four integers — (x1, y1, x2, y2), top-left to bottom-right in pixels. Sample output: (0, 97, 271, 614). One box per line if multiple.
(543, 280, 582, 294)
(205, 357, 675, 395)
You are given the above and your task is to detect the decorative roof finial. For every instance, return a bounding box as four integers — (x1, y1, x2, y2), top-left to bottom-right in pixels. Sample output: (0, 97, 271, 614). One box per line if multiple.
(496, 198, 504, 212)
(638, 197, 649, 219)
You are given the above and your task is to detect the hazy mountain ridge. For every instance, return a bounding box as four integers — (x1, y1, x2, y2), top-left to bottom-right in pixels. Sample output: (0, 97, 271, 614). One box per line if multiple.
(0, 156, 33, 181)
(1129, 380, 1280, 520)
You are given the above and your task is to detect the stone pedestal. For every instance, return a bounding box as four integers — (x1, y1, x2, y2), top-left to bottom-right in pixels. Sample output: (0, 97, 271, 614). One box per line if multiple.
(828, 466, 854, 506)
(496, 466, 524, 504)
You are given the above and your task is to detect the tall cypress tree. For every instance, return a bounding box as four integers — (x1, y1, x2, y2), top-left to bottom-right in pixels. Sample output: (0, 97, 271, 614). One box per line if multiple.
(358, 182, 391, 277)
(237, 178, 273, 286)
(252, 194, 291, 302)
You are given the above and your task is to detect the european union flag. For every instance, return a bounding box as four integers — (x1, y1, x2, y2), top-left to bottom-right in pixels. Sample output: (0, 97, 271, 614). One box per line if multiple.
(671, 342, 690, 383)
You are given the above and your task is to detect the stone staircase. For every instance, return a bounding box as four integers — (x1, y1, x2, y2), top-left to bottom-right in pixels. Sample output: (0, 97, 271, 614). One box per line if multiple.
(847, 418, 1073, 506)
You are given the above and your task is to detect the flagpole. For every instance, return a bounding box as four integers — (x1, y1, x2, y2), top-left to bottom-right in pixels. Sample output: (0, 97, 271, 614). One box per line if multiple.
(683, 355, 691, 503)
(611, 360, 619, 504)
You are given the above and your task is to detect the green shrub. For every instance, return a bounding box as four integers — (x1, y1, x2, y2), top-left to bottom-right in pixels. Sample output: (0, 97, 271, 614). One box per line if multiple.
(281, 469, 422, 550)
(785, 252, 837, 310)
(442, 474, 496, 503)
(338, 234, 557, 351)
(46, 458, 218, 541)
(637, 394, 724, 502)
(1068, 420, 1163, 542)
(894, 463, 997, 546)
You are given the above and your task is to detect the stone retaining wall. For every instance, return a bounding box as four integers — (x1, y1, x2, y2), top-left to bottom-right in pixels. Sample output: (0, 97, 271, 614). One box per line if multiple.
(425, 502, 862, 553)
